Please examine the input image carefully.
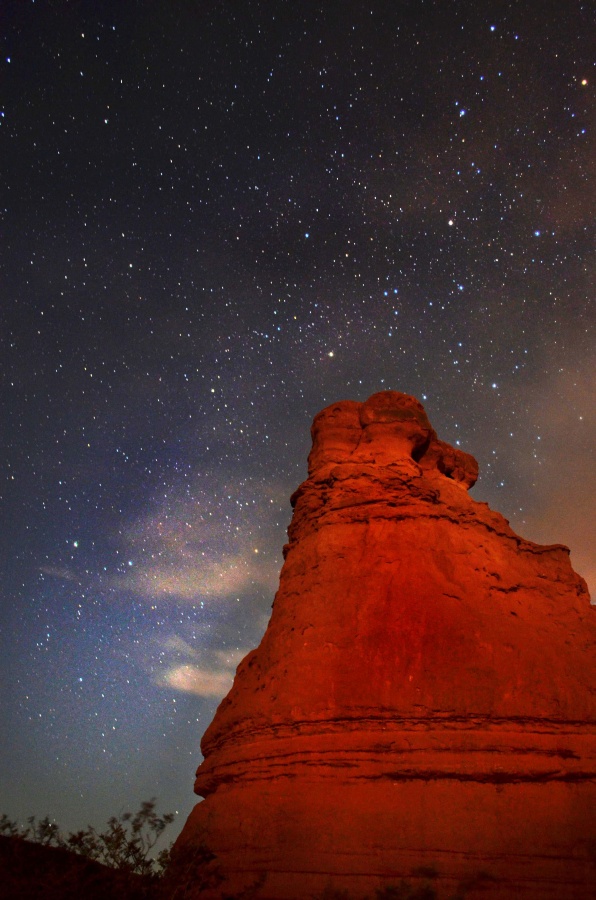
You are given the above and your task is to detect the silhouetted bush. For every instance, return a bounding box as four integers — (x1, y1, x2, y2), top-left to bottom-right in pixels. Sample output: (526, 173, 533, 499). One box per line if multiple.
(0, 799, 180, 899)
(0, 798, 174, 878)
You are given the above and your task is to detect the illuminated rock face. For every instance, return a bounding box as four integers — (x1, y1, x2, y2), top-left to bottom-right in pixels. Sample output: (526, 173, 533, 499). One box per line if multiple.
(175, 392, 596, 899)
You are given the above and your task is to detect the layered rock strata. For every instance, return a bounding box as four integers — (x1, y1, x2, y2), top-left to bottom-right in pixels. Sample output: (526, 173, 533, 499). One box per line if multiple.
(175, 392, 596, 899)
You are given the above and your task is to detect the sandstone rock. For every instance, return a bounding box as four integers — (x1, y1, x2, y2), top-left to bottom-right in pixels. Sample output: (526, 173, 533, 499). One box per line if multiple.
(175, 392, 596, 899)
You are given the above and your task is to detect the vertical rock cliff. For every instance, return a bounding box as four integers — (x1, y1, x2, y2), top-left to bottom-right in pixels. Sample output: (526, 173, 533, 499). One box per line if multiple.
(174, 392, 596, 899)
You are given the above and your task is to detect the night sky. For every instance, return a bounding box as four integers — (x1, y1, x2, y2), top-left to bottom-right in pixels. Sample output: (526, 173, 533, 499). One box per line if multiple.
(2, 1, 594, 841)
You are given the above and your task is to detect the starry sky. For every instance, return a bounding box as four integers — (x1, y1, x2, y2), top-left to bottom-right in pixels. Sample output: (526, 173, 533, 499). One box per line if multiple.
(1, 0, 594, 841)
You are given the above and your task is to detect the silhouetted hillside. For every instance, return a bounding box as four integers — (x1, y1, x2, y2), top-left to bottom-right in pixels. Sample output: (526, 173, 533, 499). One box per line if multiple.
(0, 835, 155, 900)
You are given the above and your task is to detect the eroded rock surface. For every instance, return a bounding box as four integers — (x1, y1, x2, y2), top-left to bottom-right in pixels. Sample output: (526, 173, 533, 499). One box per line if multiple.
(175, 392, 596, 899)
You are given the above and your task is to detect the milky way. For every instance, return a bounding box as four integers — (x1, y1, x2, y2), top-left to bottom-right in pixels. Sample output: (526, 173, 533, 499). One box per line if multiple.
(1, 1, 594, 838)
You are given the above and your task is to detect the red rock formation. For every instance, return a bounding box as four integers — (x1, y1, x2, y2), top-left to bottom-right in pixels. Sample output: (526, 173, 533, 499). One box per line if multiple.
(175, 392, 596, 899)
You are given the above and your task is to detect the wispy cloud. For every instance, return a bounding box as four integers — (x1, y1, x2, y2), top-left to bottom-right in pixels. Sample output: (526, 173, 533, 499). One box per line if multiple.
(128, 554, 264, 601)
(40, 566, 83, 584)
(114, 474, 288, 604)
(158, 664, 235, 698)
(154, 637, 251, 698)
